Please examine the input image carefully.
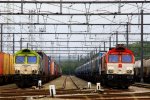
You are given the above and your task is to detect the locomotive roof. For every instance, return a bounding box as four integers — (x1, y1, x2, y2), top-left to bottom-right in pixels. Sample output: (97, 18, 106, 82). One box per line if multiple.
(15, 49, 39, 57)
(107, 46, 134, 55)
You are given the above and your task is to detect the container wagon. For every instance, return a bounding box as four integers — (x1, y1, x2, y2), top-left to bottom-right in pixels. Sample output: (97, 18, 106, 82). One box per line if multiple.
(0, 52, 14, 85)
(49, 57, 62, 80)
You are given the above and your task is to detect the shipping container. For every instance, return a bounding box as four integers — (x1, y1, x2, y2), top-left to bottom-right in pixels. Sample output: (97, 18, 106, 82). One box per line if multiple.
(50, 60, 55, 75)
(36, 51, 49, 76)
(2, 54, 14, 75)
(0, 52, 14, 85)
(0, 52, 4, 75)
(10, 55, 15, 74)
(3, 54, 9, 75)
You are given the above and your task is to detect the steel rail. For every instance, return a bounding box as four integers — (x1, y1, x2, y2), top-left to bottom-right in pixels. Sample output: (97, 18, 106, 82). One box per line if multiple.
(132, 83, 150, 89)
(69, 76, 80, 89)
(62, 76, 67, 89)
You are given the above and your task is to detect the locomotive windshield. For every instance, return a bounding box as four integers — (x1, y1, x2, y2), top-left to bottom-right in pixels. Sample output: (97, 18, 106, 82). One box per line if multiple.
(27, 56, 37, 64)
(122, 55, 132, 63)
(16, 56, 25, 64)
(109, 55, 119, 63)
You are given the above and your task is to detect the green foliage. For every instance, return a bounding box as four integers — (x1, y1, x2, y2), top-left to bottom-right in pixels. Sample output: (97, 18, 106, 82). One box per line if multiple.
(61, 56, 90, 75)
(128, 41, 150, 60)
(61, 60, 79, 75)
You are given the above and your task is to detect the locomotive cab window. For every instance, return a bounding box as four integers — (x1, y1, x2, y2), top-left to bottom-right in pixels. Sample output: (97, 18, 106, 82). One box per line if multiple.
(16, 56, 25, 64)
(27, 56, 37, 64)
(122, 55, 132, 63)
(109, 55, 119, 63)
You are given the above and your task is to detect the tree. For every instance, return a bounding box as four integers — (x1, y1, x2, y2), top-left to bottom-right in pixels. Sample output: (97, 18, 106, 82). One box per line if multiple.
(129, 41, 150, 60)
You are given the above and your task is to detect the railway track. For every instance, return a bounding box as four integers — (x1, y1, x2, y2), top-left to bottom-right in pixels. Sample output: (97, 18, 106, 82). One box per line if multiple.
(0, 76, 150, 100)
(61, 76, 80, 90)
(132, 83, 150, 89)
(69, 76, 80, 89)
(0, 84, 49, 99)
(62, 76, 67, 89)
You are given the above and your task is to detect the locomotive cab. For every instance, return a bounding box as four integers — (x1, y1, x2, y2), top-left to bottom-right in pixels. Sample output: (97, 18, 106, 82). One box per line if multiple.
(103, 45, 135, 88)
(14, 49, 40, 75)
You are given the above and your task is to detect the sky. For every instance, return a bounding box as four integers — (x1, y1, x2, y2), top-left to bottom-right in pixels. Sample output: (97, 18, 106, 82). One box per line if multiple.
(0, 0, 150, 60)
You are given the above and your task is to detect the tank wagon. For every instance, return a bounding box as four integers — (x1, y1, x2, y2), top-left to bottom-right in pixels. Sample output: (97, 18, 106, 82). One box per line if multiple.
(75, 44, 135, 88)
(134, 59, 150, 83)
(14, 49, 61, 87)
(0, 52, 14, 85)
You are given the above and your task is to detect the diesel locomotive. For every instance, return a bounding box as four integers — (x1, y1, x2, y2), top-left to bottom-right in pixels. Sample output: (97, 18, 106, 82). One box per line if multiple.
(75, 44, 135, 88)
(14, 49, 61, 87)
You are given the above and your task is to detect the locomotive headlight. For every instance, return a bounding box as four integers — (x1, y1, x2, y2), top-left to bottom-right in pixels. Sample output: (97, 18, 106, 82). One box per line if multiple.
(32, 70, 37, 74)
(108, 69, 114, 74)
(15, 70, 20, 74)
(34, 70, 37, 73)
(126, 70, 132, 74)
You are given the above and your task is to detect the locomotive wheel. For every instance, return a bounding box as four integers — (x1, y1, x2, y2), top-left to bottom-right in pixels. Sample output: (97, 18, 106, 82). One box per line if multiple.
(101, 78, 106, 87)
(16, 82, 25, 88)
(0, 78, 4, 85)
(124, 86, 129, 89)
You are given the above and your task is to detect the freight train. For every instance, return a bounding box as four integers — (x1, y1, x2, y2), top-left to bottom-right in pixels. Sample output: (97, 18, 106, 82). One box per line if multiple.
(0, 52, 14, 85)
(134, 59, 150, 83)
(75, 44, 135, 88)
(14, 49, 61, 87)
